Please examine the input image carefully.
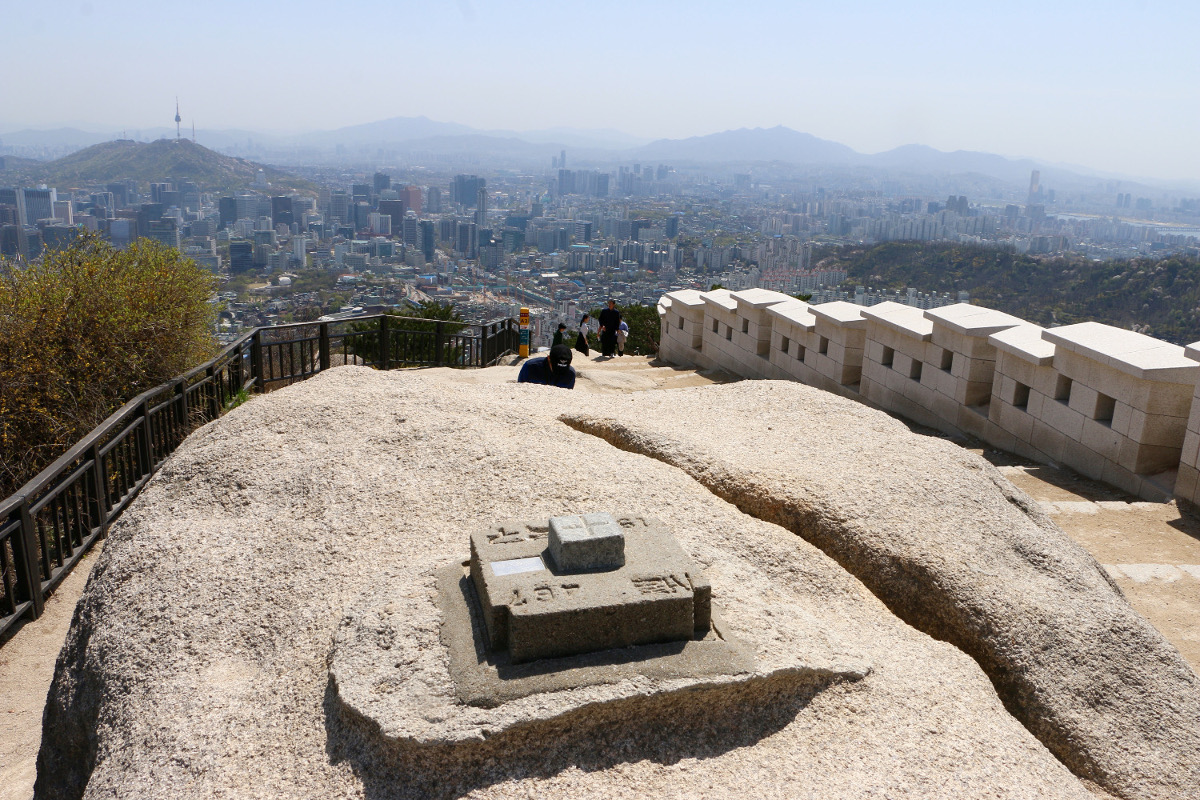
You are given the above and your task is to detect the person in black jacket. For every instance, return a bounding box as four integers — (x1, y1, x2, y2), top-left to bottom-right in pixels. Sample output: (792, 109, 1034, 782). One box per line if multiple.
(517, 344, 576, 389)
(598, 299, 621, 357)
(552, 323, 567, 347)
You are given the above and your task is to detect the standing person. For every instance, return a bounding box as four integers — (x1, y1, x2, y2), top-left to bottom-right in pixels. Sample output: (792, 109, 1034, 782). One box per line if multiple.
(598, 299, 621, 357)
(552, 323, 567, 347)
(575, 313, 591, 356)
(616, 320, 629, 357)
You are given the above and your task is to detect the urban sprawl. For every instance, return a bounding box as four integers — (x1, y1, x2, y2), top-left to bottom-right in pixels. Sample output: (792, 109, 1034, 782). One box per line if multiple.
(4, 149, 1200, 349)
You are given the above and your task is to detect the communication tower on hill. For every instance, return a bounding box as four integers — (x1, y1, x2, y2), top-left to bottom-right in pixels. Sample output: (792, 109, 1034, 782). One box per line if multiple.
(175, 98, 181, 141)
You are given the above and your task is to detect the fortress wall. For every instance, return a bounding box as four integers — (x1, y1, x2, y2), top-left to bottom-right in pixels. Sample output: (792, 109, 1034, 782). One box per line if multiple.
(809, 301, 867, 390)
(860, 302, 942, 433)
(699, 289, 744, 375)
(657, 292, 709, 370)
(988, 324, 1064, 465)
(1175, 343, 1200, 506)
(926, 304, 1025, 439)
(1029, 322, 1197, 500)
(659, 290, 1200, 503)
(729, 289, 793, 379)
(765, 299, 820, 384)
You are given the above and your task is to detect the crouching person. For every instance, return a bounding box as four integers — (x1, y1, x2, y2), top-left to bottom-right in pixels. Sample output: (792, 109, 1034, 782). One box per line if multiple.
(517, 344, 576, 389)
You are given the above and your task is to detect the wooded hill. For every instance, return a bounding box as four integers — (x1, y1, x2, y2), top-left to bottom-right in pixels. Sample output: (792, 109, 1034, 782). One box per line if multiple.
(11, 138, 314, 195)
(815, 242, 1200, 344)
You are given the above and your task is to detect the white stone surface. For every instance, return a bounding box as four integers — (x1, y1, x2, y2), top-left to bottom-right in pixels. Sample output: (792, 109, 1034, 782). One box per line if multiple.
(990, 325, 1056, 365)
(861, 302, 934, 339)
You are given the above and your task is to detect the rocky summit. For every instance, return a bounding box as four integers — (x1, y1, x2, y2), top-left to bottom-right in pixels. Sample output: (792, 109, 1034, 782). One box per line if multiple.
(35, 365, 1200, 799)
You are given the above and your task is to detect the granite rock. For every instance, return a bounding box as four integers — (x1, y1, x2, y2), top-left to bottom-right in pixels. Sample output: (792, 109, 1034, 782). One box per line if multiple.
(34, 367, 1117, 799)
(564, 379, 1200, 800)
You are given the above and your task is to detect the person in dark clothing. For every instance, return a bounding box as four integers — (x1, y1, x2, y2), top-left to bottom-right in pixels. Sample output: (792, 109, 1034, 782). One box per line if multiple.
(575, 314, 591, 356)
(598, 299, 621, 357)
(552, 323, 567, 347)
(517, 344, 576, 389)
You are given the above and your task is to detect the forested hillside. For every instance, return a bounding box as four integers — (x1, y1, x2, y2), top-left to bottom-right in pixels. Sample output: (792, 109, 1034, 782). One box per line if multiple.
(815, 242, 1200, 344)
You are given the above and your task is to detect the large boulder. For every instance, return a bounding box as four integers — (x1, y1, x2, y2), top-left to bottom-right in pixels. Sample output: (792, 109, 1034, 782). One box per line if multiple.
(31, 367, 1184, 798)
(564, 380, 1200, 800)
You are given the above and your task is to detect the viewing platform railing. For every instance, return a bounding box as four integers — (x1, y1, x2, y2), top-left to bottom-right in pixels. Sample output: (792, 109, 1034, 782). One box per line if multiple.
(0, 314, 519, 642)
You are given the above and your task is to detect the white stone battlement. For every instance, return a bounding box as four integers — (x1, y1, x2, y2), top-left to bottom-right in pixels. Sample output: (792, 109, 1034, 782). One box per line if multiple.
(657, 289, 1200, 504)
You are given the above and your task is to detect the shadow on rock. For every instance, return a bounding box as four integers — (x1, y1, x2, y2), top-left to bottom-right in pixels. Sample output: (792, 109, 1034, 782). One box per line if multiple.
(324, 670, 832, 799)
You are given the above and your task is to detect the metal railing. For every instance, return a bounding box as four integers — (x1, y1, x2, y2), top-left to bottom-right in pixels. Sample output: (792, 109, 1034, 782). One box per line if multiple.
(0, 314, 519, 641)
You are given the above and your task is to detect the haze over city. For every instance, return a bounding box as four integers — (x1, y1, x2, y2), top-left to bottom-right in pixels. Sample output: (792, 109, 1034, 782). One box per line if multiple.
(2, 0, 1197, 183)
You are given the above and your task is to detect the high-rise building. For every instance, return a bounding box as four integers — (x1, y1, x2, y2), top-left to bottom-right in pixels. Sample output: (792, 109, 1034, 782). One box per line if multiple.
(378, 200, 407, 234)
(452, 175, 484, 207)
(402, 185, 422, 215)
(229, 240, 253, 272)
(369, 212, 392, 236)
(328, 191, 350, 224)
(353, 201, 371, 230)
(145, 218, 180, 250)
(557, 169, 576, 196)
(0, 188, 28, 228)
(373, 172, 391, 193)
(475, 187, 488, 229)
(426, 187, 442, 214)
(271, 196, 294, 227)
(402, 211, 419, 246)
(419, 220, 435, 262)
(53, 201, 73, 224)
(218, 197, 237, 229)
(456, 221, 477, 257)
(22, 188, 55, 225)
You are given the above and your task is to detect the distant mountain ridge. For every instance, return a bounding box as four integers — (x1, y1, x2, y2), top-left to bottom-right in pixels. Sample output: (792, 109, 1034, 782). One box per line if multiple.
(4, 117, 1190, 191)
(633, 126, 860, 165)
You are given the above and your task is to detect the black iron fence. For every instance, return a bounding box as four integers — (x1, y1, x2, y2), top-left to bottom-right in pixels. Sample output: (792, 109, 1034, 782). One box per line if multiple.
(0, 314, 519, 641)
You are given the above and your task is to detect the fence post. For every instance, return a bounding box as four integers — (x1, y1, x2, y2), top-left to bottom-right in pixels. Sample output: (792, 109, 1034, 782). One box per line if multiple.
(379, 316, 391, 370)
(319, 322, 330, 371)
(17, 498, 44, 618)
(175, 378, 188, 440)
(138, 400, 153, 474)
(251, 331, 264, 390)
(435, 321, 445, 367)
(206, 365, 218, 421)
(87, 442, 109, 540)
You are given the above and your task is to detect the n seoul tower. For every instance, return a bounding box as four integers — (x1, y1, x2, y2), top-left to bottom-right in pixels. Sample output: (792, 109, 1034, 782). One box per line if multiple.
(175, 98, 182, 141)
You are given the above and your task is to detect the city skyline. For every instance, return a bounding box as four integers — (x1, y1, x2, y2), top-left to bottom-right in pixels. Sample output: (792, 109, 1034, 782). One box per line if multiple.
(1, 0, 1197, 182)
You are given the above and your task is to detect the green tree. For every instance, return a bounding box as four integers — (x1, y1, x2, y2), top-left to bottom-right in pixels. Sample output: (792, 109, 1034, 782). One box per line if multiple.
(0, 235, 217, 495)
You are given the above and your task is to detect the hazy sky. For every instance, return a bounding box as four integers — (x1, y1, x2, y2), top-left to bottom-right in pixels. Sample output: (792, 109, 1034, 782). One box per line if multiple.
(2, 0, 1197, 181)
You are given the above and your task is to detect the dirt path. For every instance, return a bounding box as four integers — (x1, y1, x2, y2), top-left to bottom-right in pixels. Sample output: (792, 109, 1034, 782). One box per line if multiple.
(0, 543, 102, 800)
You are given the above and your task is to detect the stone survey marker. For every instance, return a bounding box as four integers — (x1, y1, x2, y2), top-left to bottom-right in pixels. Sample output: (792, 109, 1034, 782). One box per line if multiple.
(330, 512, 867, 747)
(470, 513, 711, 662)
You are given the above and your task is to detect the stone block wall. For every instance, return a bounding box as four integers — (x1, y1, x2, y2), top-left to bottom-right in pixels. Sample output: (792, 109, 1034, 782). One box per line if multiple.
(809, 302, 868, 390)
(658, 291, 709, 370)
(1037, 323, 1196, 500)
(730, 289, 794, 379)
(657, 288, 1200, 503)
(765, 299, 822, 386)
(860, 302, 940, 432)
